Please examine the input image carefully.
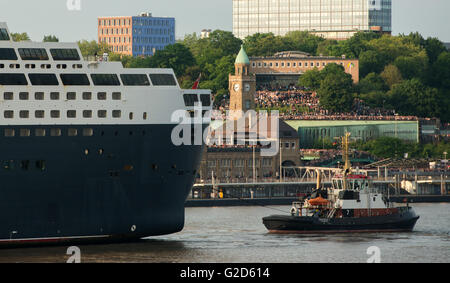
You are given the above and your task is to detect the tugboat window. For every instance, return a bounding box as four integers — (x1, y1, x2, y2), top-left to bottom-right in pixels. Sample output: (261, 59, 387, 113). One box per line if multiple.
(18, 48, 49, 60)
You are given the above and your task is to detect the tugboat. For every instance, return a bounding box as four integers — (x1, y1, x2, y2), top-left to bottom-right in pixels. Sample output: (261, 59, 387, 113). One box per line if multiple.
(263, 133, 420, 234)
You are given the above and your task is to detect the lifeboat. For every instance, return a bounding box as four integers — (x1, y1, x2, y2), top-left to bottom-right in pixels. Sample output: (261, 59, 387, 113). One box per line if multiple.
(308, 196, 329, 206)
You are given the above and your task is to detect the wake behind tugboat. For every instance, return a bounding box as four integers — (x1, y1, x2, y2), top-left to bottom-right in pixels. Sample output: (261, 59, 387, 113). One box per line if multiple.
(263, 133, 420, 234)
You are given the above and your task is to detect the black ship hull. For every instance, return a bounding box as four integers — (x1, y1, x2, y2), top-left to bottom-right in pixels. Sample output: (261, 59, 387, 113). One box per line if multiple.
(0, 124, 205, 247)
(263, 209, 420, 234)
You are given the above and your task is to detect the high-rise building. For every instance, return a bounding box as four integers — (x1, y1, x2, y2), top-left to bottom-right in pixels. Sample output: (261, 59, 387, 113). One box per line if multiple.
(232, 0, 392, 40)
(98, 12, 175, 57)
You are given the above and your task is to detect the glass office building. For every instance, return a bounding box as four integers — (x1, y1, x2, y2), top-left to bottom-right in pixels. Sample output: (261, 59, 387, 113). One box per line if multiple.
(233, 0, 392, 40)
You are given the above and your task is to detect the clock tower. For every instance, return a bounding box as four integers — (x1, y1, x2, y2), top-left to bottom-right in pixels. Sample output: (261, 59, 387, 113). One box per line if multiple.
(229, 45, 256, 114)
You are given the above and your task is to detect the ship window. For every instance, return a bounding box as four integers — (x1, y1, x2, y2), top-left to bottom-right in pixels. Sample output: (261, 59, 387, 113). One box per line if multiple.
(4, 92, 13, 100)
(0, 29, 10, 41)
(19, 110, 29, 118)
(50, 92, 60, 100)
(82, 92, 92, 100)
(97, 92, 107, 100)
(0, 48, 17, 60)
(40, 64, 51, 69)
(143, 112, 148, 120)
(129, 112, 134, 120)
(4, 129, 15, 137)
(72, 64, 83, 69)
(83, 128, 94, 136)
(35, 110, 45, 118)
(36, 160, 46, 171)
(4, 111, 14, 119)
(67, 110, 77, 118)
(98, 110, 107, 118)
(29, 74, 59, 86)
(35, 92, 44, 100)
(56, 64, 67, 69)
(20, 160, 30, 170)
(68, 128, 78, 136)
(50, 48, 80, 61)
(0, 74, 28, 85)
(120, 74, 150, 86)
(91, 74, 121, 86)
(20, 129, 31, 137)
(50, 128, 62, 137)
(83, 110, 92, 118)
(112, 110, 121, 118)
(25, 64, 36, 69)
(60, 74, 90, 86)
(149, 74, 177, 86)
(50, 110, 60, 118)
(200, 94, 211, 107)
(19, 92, 29, 100)
(183, 94, 198, 107)
(35, 129, 46, 136)
(18, 48, 49, 60)
(0, 64, 4, 68)
(67, 92, 76, 100)
(112, 92, 121, 100)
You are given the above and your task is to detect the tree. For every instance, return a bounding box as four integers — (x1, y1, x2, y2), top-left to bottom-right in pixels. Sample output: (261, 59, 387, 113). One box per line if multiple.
(298, 68, 322, 90)
(380, 64, 403, 88)
(148, 43, 196, 77)
(357, 72, 389, 94)
(430, 52, 450, 90)
(393, 51, 428, 80)
(43, 35, 59, 42)
(77, 40, 110, 58)
(317, 65, 355, 113)
(361, 137, 408, 159)
(359, 50, 387, 78)
(10, 32, 30, 41)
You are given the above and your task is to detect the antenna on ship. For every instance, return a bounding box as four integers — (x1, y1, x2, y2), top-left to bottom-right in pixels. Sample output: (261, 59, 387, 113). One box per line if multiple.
(342, 132, 352, 176)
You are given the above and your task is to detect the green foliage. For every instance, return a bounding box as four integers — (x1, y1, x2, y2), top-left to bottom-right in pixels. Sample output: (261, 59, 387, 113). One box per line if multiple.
(43, 35, 59, 42)
(355, 137, 450, 159)
(357, 73, 389, 94)
(315, 64, 355, 113)
(10, 32, 30, 41)
(146, 43, 196, 77)
(298, 68, 322, 90)
(77, 40, 110, 58)
(380, 64, 403, 88)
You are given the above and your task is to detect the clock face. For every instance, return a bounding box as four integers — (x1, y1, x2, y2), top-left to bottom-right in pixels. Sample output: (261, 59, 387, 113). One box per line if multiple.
(233, 83, 240, 92)
(244, 83, 251, 92)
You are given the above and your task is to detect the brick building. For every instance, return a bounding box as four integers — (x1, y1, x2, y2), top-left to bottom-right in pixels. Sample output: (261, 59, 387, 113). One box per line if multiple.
(249, 51, 359, 89)
(98, 12, 175, 57)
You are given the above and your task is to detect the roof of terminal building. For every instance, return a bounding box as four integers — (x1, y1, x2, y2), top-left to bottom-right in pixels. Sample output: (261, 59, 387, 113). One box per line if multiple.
(235, 45, 250, 65)
(285, 120, 419, 129)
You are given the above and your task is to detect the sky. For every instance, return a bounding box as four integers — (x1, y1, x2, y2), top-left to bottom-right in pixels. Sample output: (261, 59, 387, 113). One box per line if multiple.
(1, 0, 449, 42)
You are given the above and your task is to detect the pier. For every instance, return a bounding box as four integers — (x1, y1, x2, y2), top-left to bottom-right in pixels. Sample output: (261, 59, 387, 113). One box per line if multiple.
(187, 167, 450, 207)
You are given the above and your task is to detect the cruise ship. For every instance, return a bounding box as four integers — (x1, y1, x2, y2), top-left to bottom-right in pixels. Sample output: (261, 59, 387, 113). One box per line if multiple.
(0, 23, 212, 246)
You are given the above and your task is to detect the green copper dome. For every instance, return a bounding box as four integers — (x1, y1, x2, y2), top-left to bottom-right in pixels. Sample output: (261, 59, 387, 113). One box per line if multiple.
(235, 45, 250, 65)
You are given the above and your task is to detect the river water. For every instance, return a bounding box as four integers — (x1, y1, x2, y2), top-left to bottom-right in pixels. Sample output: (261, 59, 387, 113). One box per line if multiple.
(0, 203, 448, 263)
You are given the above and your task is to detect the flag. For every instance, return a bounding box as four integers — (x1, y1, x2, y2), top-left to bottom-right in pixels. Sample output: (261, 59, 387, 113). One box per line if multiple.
(192, 73, 202, 89)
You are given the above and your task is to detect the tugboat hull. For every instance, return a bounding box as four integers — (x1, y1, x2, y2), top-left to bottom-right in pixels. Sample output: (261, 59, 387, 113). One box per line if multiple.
(263, 209, 420, 234)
